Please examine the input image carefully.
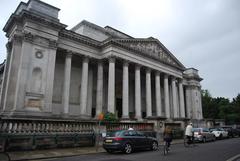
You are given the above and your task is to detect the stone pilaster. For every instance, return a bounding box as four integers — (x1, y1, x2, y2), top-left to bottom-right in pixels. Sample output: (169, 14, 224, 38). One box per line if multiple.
(146, 68, 152, 117)
(171, 77, 178, 118)
(164, 74, 170, 118)
(122, 61, 129, 119)
(80, 56, 89, 116)
(179, 80, 185, 118)
(107, 57, 115, 113)
(135, 64, 142, 120)
(155, 71, 162, 117)
(62, 52, 72, 114)
(95, 61, 103, 117)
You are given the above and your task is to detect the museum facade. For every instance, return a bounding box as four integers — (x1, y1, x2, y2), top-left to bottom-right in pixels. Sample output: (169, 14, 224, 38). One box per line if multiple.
(0, 0, 203, 128)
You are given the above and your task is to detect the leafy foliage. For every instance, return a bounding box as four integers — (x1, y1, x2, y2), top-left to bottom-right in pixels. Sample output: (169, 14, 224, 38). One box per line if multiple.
(201, 91, 240, 124)
(103, 112, 118, 122)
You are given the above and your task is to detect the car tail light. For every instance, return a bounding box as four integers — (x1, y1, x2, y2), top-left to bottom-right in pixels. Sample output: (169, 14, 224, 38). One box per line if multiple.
(114, 137, 124, 141)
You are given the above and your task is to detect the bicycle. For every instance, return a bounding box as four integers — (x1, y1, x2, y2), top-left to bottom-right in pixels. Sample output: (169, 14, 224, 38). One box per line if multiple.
(184, 135, 196, 147)
(163, 140, 170, 155)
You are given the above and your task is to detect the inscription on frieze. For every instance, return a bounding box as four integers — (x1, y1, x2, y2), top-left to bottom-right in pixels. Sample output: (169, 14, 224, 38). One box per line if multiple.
(118, 40, 180, 68)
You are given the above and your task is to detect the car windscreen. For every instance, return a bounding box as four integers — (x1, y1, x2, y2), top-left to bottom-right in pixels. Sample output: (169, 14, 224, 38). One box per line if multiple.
(192, 128, 201, 132)
(106, 131, 123, 137)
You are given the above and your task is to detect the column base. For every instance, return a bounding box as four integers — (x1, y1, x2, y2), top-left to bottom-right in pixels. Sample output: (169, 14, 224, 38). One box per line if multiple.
(135, 116, 143, 121)
(121, 115, 130, 120)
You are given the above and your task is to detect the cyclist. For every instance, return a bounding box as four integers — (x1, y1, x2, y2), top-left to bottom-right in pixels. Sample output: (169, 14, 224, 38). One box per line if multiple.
(185, 122, 193, 144)
(163, 126, 173, 150)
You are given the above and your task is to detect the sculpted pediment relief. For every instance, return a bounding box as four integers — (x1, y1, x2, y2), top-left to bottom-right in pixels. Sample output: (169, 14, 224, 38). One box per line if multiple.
(115, 39, 185, 69)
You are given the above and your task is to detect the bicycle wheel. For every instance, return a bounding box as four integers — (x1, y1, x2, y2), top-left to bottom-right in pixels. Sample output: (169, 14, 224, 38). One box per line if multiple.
(0, 152, 10, 161)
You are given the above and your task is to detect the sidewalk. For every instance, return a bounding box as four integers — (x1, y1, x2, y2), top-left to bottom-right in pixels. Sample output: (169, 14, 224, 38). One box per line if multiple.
(7, 139, 183, 161)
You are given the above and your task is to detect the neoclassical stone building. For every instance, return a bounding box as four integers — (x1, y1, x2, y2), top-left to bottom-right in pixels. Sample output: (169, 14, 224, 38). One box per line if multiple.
(0, 0, 203, 128)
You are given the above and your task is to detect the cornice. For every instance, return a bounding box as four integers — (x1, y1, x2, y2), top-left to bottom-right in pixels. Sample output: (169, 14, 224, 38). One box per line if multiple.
(3, 10, 67, 35)
(59, 29, 101, 48)
(183, 73, 203, 82)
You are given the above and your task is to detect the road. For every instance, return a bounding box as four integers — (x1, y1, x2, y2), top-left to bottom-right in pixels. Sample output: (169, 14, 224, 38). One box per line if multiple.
(36, 137, 240, 161)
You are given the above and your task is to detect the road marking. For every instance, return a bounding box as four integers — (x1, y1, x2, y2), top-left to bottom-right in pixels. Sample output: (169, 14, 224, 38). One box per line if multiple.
(226, 154, 240, 161)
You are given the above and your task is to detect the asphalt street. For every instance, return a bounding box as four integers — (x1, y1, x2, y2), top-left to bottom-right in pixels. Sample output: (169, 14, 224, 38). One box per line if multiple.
(34, 137, 240, 161)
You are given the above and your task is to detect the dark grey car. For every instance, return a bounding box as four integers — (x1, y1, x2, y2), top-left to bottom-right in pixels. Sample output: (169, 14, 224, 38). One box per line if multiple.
(103, 130, 158, 154)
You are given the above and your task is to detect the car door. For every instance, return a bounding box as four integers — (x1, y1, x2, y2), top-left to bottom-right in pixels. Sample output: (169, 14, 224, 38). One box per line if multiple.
(136, 131, 149, 149)
(127, 130, 139, 148)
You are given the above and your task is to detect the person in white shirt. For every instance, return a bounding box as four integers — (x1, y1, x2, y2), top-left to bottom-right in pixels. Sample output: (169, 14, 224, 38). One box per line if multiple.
(185, 122, 193, 143)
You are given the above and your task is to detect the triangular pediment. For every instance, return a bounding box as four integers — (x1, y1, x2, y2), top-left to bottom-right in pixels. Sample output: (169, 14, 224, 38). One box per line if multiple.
(114, 38, 185, 69)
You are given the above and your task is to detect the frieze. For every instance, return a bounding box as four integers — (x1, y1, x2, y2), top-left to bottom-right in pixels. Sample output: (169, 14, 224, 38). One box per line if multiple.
(116, 40, 182, 69)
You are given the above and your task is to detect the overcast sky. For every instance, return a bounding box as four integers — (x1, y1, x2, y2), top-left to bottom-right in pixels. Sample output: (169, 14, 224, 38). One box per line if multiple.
(0, 0, 239, 100)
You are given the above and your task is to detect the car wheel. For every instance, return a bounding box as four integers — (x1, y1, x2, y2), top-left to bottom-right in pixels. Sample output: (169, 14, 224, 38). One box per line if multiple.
(151, 141, 158, 151)
(219, 134, 223, 140)
(212, 136, 216, 141)
(203, 137, 206, 143)
(123, 143, 132, 154)
(106, 149, 113, 153)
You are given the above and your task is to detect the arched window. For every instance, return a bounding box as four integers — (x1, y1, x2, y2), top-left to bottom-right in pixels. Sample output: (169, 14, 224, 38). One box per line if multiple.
(31, 67, 42, 93)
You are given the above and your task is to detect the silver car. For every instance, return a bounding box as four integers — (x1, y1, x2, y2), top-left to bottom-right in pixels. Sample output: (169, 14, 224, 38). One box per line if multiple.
(193, 128, 216, 143)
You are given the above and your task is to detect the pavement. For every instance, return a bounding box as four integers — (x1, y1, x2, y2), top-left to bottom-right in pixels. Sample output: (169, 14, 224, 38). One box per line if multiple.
(6, 139, 183, 161)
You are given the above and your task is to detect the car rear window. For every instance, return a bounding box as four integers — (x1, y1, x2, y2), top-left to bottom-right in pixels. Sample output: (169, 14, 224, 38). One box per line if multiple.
(106, 131, 122, 137)
(193, 128, 201, 132)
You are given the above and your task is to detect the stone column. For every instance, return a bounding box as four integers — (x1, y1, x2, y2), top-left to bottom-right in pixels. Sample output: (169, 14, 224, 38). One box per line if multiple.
(135, 64, 142, 120)
(95, 61, 103, 117)
(80, 56, 89, 116)
(171, 77, 178, 118)
(155, 71, 162, 117)
(122, 61, 129, 119)
(107, 57, 115, 113)
(62, 53, 72, 114)
(179, 80, 185, 118)
(146, 68, 152, 117)
(164, 74, 170, 118)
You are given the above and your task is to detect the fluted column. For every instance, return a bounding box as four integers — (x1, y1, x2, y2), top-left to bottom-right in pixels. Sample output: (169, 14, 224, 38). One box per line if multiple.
(107, 57, 115, 113)
(95, 61, 103, 117)
(63, 53, 72, 114)
(179, 80, 185, 118)
(80, 56, 89, 116)
(155, 71, 162, 117)
(122, 61, 129, 119)
(146, 68, 152, 117)
(171, 77, 178, 118)
(164, 74, 170, 118)
(135, 65, 142, 120)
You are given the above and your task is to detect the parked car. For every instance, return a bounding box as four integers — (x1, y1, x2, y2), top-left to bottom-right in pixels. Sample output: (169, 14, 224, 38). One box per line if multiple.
(209, 128, 228, 139)
(103, 130, 158, 154)
(193, 128, 216, 143)
(221, 127, 239, 138)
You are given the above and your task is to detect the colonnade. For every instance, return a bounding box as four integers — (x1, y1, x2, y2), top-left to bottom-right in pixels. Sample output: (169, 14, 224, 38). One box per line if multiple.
(61, 53, 186, 120)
